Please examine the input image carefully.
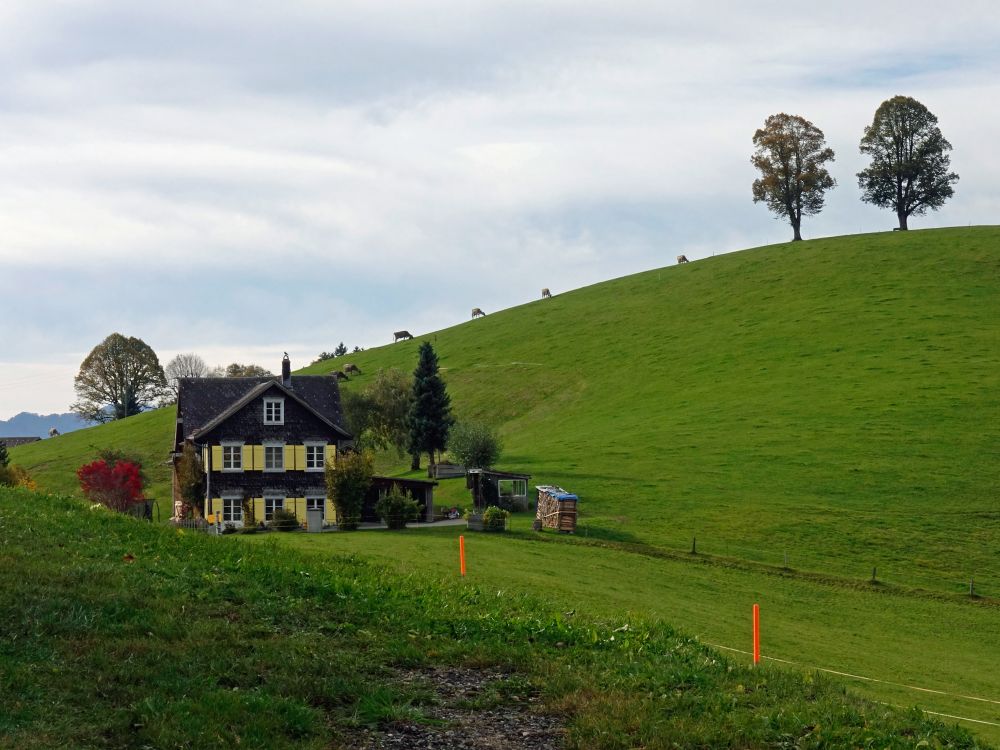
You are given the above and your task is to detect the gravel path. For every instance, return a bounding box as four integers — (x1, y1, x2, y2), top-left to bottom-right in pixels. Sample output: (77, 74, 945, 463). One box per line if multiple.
(346, 666, 565, 749)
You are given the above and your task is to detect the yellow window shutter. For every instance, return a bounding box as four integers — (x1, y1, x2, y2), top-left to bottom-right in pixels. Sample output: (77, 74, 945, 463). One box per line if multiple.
(292, 498, 306, 522)
(253, 445, 264, 471)
(326, 498, 337, 523)
(243, 445, 254, 471)
(210, 498, 222, 521)
(201, 446, 209, 472)
(295, 445, 306, 470)
(325, 444, 337, 466)
(211, 445, 223, 469)
(284, 445, 296, 470)
(253, 498, 263, 521)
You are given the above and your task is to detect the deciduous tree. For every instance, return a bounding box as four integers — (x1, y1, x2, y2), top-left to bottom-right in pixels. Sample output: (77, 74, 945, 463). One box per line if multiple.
(71, 333, 167, 423)
(77, 459, 145, 512)
(407, 343, 453, 469)
(325, 449, 373, 530)
(448, 421, 503, 469)
(857, 95, 958, 230)
(163, 353, 208, 403)
(752, 113, 836, 241)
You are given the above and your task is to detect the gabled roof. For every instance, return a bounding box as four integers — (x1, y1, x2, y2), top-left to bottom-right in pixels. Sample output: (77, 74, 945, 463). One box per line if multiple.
(175, 375, 350, 445)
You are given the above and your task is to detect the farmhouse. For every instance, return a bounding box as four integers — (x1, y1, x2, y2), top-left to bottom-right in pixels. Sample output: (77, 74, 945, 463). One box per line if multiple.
(171, 354, 352, 528)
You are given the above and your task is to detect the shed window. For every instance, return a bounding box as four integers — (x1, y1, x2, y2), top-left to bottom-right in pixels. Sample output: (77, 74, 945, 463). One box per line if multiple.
(498, 479, 527, 499)
(264, 398, 284, 425)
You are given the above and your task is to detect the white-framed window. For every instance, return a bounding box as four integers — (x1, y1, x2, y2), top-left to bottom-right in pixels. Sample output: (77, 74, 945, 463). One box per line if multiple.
(221, 442, 243, 472)
(264, 442, 284, 472)
(222, 496, 243, 523)
(304, 442, 326, 471)
(306, 495, 325, 520)
(264, 495, 285, 521)
(498, 479, 527, 499)
(263, 397, 284, 425)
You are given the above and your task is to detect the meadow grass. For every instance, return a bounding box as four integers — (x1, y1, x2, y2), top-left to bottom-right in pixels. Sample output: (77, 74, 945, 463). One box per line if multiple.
(7, 226, 999, 744)
(0, 487, 987, 749)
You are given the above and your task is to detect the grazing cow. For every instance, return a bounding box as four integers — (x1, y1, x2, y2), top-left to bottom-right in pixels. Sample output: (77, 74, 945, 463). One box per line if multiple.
(676, 254, 689, 264)
(49, 427, 60, 438)
(343, 363, 361, 375)
(393, 330, 413, 342)
(331, 371, 349, 381)
(542, 288, 552, 298)
(472, 307, 486, 318)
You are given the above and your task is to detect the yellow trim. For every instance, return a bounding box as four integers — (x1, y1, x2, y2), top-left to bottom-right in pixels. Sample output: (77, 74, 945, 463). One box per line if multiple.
(211, 445, 223, 470)
(242, 444, 254, 471)
(325, 444, 337, 467)
(284, 444, 296, 471)
(295, 445, 307, 470)
(201, 446, 209, 472)
(253, 445, 264, 471)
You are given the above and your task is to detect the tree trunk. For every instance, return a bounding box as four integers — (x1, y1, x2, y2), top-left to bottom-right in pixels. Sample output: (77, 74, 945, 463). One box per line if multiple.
(410, 453, 420, 471)
(791, 219, 802, 242)
(897, 212, 908, 230)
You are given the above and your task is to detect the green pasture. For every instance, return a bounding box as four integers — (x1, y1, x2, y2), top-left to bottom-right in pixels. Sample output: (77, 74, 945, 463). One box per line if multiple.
(250, 515, 1000, 744)
(0, 488, 986, 748)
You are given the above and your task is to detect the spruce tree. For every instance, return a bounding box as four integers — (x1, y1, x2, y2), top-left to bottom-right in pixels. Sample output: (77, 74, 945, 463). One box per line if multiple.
(407, 342, 453, 469)
(0, 442, 9, 468)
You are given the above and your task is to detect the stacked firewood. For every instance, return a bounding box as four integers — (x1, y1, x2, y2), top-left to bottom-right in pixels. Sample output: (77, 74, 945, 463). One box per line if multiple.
(535, 485, 578, 533)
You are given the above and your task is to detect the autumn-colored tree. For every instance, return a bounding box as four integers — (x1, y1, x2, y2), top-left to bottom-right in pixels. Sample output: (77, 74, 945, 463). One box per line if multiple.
(173, 442, 205, 518)
(72, 333, 167, 423)
(77, 459, 145, 512)
(752, 113, 836, 241)
(857, 96, 958, 230)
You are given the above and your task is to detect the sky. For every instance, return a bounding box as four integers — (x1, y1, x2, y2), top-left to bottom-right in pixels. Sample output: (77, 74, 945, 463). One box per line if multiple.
(1, 0, 997, 419)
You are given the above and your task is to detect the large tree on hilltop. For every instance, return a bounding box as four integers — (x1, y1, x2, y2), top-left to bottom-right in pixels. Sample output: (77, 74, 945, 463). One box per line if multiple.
(857, 95, 958, 231)
(752, 113, 836, 241)
(407, 342, 453, 470)
(71, 333, 167, 423)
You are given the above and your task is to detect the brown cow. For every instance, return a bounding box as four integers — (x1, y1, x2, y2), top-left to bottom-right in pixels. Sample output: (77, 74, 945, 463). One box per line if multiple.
(393, 330, 413, 342)
(676, 254, 689, 264)
(472, 307, 486, 318)
(542, 288, 552, 298)
(343, 363, 361, 375)
(331, 371, 349, 381)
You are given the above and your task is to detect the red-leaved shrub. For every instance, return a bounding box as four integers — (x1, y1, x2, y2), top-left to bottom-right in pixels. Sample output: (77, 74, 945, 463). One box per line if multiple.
(77, 459, 144, 512)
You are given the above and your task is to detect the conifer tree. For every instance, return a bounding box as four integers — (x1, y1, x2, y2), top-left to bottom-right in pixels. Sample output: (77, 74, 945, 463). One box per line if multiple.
(407, 342, 453, 469)
(0, 441, 9, 468)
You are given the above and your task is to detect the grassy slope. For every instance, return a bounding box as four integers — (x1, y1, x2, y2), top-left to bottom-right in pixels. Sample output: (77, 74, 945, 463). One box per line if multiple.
(8, 226, 999, 740)
(294, 227, 1000, 596)
(0, 487, 985, 749)
(10, 407, 176, 516)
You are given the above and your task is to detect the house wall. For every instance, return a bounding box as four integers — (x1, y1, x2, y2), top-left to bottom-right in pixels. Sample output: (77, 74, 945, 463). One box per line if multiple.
(199, 388, 345, 526)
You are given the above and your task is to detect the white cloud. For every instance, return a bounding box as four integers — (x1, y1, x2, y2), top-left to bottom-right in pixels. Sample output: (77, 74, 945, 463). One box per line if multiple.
(1, 0, 998, 417)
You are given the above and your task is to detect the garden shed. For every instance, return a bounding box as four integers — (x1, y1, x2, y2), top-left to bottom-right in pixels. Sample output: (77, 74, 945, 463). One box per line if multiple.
(467, 469, 532, 512)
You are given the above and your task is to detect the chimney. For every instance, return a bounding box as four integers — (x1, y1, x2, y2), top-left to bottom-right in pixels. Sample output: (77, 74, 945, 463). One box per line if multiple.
(281, 352, 291, 386)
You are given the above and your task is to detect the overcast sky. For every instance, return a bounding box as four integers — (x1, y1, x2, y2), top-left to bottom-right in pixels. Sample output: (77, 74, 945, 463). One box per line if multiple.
(1, 1, 997, 419)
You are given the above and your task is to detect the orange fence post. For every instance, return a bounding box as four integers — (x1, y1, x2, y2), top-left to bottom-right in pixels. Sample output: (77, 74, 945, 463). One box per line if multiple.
(752, 603, 760, 666)
(459, 535, 466, 577)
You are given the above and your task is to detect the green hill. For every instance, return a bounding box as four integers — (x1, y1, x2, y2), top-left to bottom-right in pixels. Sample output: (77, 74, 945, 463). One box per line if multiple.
(0, 486, 983, 748)
(9, 226, 1000, 742)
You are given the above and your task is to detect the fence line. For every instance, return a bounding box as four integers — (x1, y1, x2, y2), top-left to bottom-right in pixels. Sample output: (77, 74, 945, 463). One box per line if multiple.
(705, 641, 1000, 710)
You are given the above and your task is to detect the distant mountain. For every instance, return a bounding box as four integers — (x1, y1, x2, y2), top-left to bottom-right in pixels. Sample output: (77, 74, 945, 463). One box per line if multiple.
(0, 412, 92, 438)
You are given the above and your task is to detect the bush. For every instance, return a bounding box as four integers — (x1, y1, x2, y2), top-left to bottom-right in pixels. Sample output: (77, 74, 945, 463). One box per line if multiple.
(374, 483, 421, 529)
(326, 450, 374, 530)
(447, 421, 503, 469)
(0, 464, 35, 490)
(77, 459, 144, 512)
(270, 509, 300, 532)
(482, 505, 509, 532)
